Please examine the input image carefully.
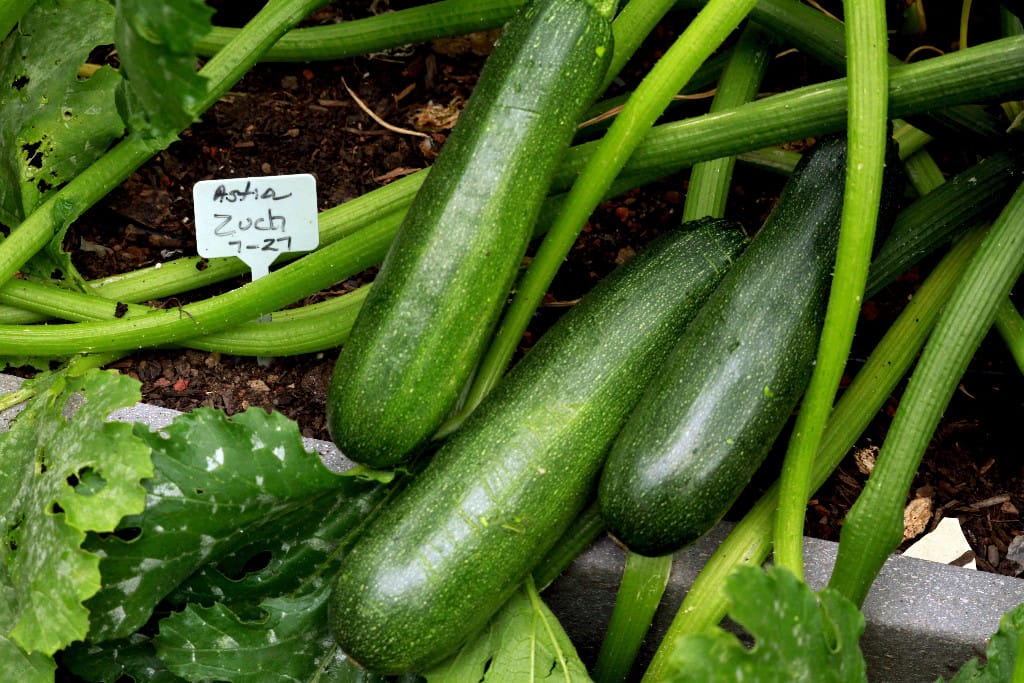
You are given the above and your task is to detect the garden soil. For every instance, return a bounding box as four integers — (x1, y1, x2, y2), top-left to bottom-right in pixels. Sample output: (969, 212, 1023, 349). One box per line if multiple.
(11, 2, 1024, 578)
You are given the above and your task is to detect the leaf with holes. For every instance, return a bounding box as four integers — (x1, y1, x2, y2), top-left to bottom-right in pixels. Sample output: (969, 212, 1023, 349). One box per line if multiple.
(0, 368, 151, 656)
(423, 581, 592, 682)
(83, 406, 350, 642)
(0, 0, 123, 280)
(155, 582, 369, 682)
(114, 0, 213, 140)
(165, 474, 391, 611)
(60, 633, 187, 683)
(660, 565, 867, 683)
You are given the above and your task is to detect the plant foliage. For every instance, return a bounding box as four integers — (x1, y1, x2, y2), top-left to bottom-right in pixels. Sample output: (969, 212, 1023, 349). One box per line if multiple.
(661, 565, 867, 682)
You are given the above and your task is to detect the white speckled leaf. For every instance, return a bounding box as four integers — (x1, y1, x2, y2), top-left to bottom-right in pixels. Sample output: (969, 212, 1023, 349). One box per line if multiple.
(84, 407, 345, 642)
(424, 581, 592, 682)
(60, 632, 187, 683)
(166, 475, 390, 609)
(155, 583, 360, 682)
(662, 565, 867, 683)
(0, 369, 150, 656)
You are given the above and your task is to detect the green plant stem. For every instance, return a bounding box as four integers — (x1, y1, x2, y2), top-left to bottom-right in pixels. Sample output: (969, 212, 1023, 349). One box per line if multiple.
(0, 181, 412, 325)
(458, 0, 758, 417)
(7, 128, 1009, 358)
(1002, 8, 1024, 127)
(642, 223, 990, 681)
(868, 151, 1023, 297)
(994, 298, 1024, 374)
(773, 0, 890, 578)
(0, 384, 33, 412)
(740, 121, 931, 184)
(0, 277, 370, 356)
(902, 147, 945, 196)
(593, 552, 673, 683)
(0, 350, 124, 411)
(680, 0, 1008, 140)
(681, 23, 772, 222)
(960, 0, 975, 49)
(532, 504, 606, 590)
(0, 219, 390, 355)
(0, 0, 331, 289)
(602, 0, 679, 90)
(196, 0, 526, 62)
(892, 120, 934, 157)
(830, 181, 1024, 608)
(554, 34, 1024, 189)
(736, 147, 800, 175)
(2, 36, 1022, 340)
(894, 119, 942, 196)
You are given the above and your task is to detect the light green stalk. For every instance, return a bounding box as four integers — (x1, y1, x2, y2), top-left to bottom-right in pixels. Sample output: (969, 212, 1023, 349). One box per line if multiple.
(681, 23, 772, 222)
(773, 0, 891, 577)
(830, 181, 1024, 607)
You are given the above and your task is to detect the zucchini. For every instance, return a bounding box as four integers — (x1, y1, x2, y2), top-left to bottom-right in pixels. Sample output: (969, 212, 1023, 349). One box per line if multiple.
(327, 0, 615, 468)
(598, 134, 903, 557)
(328, 219, 746, 674)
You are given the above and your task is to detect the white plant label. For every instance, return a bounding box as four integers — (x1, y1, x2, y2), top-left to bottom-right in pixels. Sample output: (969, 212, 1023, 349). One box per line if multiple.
(193, 173, 318, 280)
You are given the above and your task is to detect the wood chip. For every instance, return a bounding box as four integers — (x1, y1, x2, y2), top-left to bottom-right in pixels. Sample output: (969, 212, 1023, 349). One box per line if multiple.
(970, 494, 1011, 509)
(854, 445, 878, 475)
(903, 496, 933, 541)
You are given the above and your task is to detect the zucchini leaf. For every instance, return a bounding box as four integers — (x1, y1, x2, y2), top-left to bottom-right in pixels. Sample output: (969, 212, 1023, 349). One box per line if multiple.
(423, 580, 592, 682)
(942, 601, 1024, 682)
(113, 0, 212, 140)
(0, 597, 57, 683)
(82, 406, 347, 642)
(0, 0, 122, 277)
(60, 633, 186, 683)
(165, 478, 390, 613)
(661, 565, 867, 683)
(0, 645, 55, 683)
(153, 583, 370, 682)
(0, 368, 150, 657)
(100, 476, 392, 682)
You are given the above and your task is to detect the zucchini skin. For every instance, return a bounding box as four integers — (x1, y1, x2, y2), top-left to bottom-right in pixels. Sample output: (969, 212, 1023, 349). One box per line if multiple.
(326, 0, 614, 468)
(598, 135, 903, 557)
(328, 220, 746, 674)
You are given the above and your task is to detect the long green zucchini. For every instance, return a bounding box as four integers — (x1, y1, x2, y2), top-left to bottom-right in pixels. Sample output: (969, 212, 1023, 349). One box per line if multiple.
(328, 219, 746, 674)
(326, 0, 615, 468)
(598, 134, 903, 557)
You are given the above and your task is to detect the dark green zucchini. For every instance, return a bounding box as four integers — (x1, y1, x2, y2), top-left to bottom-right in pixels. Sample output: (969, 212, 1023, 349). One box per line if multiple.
(328, 219, 746, 674)
(327, 0, 615, 468)
(598, 134, 903, 557)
